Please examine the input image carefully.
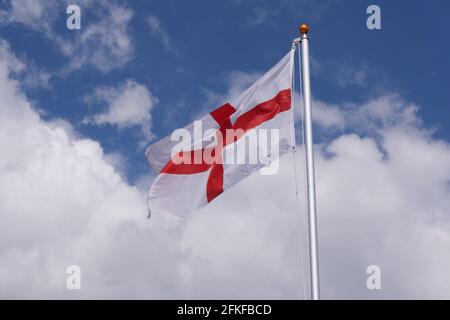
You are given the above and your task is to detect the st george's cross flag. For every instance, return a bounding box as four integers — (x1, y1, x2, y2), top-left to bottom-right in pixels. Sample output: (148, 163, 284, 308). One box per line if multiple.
(145, 50, 295, 218)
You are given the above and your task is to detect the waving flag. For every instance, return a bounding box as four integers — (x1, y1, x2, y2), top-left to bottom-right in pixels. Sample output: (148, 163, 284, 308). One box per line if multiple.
(145, 50, 295, 218)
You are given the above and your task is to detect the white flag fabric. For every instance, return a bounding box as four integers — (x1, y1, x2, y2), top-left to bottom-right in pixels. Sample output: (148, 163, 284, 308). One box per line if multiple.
(145, 50, 295, 218)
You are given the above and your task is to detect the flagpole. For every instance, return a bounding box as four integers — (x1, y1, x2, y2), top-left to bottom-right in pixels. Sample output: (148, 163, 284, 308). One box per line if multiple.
(298, 24, 320, 300)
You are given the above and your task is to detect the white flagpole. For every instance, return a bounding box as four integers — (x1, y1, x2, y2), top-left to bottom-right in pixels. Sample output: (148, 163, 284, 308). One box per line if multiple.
(298, 24, 320, 300)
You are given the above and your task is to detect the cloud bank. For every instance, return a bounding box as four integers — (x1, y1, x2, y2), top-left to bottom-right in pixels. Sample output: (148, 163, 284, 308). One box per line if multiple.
(0, 40, 450, 299)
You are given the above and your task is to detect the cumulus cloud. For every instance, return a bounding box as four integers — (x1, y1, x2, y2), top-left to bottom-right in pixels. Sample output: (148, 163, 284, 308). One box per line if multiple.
(316, 128, 450, 298)
(311, 99, 346, 129)
(311, 94, 421, 133)
(83, 80, 156, 140)
(1, 39, 450, 299)
(182, 93, 450, 299)
(0, 38, 182, 299)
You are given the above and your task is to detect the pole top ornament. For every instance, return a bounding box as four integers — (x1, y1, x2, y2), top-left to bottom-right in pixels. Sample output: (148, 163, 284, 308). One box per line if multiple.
(299, 24, 309, 35)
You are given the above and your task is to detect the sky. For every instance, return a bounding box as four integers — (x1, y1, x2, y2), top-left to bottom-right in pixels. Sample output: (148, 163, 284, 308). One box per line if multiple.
(0, 0, 450, 299)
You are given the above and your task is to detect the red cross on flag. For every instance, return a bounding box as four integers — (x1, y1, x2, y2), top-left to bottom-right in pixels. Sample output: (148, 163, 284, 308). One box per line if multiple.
(145, 51, 295, 218)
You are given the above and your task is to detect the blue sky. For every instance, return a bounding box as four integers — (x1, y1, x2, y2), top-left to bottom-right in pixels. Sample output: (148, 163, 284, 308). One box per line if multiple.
(2, 0, 449, 183)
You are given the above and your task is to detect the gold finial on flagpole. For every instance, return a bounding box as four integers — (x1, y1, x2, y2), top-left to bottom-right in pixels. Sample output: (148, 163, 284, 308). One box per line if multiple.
(299, 24, 309, 35)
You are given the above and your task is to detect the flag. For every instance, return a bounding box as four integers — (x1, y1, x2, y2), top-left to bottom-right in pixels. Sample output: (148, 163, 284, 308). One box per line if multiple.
(145, 50, 295, 218)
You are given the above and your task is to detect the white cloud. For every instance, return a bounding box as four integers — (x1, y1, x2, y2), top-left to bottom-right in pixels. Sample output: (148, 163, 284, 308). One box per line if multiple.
(1, 0, 135, 73)
(0, 39, 450, 299)
(84, 80, 156, 139)
(0, 39, 52, 90)
(0, 39, 181, 298)
(60, 4, 134, 73)
(147, 15, 178, 55)
(0, 38, 25, 72)
(312, 94, 421, 134)
(310, 99, 346, 129)
(180, 94, 450, 299)
(0, 0, 57, 33)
